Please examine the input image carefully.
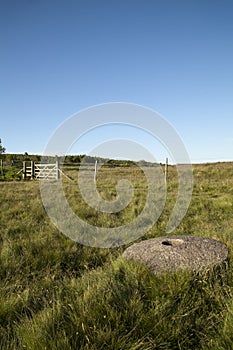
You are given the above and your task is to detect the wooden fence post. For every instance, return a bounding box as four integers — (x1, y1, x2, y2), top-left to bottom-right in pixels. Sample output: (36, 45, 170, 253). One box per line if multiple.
(56, 157, 60, 180)
(94, 160, 98, 183)
(165, 157, 168, 183)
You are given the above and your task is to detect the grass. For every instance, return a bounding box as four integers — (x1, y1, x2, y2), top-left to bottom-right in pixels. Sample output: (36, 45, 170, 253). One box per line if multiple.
(0, 162, 233, 349)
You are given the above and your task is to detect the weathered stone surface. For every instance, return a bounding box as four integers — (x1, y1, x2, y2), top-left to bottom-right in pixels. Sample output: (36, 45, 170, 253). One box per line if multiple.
(122, 235, 229, 273)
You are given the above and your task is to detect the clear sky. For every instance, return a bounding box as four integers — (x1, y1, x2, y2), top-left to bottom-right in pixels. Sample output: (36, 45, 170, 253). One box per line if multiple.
(0, 0, 233, 163)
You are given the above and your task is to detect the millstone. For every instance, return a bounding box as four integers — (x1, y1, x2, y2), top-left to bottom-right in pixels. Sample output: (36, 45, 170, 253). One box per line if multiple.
(122, 235, 228, 273)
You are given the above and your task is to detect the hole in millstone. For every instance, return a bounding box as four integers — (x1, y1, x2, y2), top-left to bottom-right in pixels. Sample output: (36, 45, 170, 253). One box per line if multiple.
(162, 240, 172, 246)
(162, 239, 184, 247)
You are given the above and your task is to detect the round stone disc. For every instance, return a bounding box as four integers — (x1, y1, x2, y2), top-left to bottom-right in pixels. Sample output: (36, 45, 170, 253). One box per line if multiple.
(122, 235, 228, 273)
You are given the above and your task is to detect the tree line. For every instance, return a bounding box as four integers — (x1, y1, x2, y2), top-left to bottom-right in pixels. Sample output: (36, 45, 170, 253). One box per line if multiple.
(0, 139, 158, 167)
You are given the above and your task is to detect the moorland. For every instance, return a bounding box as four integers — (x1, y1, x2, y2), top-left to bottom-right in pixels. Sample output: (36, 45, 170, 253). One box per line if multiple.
(0, 159, 233, 349)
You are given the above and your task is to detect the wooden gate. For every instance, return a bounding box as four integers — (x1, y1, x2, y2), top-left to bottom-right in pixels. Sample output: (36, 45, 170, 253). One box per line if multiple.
(23, 160, 60, 180)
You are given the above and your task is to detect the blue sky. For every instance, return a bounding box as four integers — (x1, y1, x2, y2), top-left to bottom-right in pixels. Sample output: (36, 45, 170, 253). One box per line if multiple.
(0, 0, 233, 163)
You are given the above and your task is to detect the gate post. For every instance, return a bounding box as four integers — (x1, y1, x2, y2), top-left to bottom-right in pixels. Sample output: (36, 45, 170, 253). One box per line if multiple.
(0, 159, 3, 176)
(56, 157, 60, 180)
(31, 161, 35, 179)
(23, 161, 26, 180)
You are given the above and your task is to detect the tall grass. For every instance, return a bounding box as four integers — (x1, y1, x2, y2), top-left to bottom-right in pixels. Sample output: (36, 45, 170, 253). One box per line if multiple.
(0, 162, 233, 349)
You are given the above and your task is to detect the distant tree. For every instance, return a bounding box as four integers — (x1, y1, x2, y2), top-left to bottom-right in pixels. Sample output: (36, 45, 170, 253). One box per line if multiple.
(23, 152, 30, 161)
(0, 139, 6, 154)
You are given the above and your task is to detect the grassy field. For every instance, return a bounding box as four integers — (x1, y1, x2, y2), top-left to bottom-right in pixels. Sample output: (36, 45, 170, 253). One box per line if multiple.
(0, 162, 233, 349)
